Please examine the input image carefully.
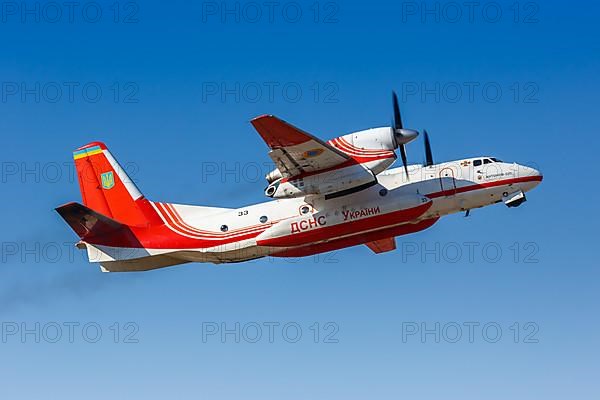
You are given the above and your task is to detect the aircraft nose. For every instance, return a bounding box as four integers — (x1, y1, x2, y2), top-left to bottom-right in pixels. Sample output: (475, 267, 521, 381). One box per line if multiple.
(529, 165, 543, 181)
(530, 165, 542, 177)
(515, 163, 542, 179)
(515, 164, 543, 188)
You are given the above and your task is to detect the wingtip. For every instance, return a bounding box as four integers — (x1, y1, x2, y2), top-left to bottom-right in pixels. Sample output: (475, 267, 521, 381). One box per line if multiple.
(55, 201, 81, 214)
(251, 114, 275, 123)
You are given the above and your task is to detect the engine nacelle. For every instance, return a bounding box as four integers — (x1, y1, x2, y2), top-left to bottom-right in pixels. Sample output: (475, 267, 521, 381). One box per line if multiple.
(330, 127, 399, 175)
(265, 164, 375, 199)
(264, 126, 418, 187)
(265, 168, 282, 184)
(338, 127, 397, 152)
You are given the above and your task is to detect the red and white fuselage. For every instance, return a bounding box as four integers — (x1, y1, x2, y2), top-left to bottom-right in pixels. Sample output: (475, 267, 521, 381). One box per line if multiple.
(57, 137, 542, 272)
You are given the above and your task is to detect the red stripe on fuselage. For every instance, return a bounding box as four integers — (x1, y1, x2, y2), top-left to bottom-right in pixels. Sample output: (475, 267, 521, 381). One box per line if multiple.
(153, 202, 276, 239)
(256, 201, 432, 247)
(271, 217, 440, 257)
(426, 175, 543, 198)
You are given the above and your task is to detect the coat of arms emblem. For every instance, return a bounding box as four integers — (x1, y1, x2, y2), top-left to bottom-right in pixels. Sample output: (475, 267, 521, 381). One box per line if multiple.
(101, 171, 115, 189)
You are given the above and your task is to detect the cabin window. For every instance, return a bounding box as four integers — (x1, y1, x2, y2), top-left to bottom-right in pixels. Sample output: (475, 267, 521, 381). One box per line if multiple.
(259, 215, 268, 223)
(473, 159, 482, 166)
(300, 205, 310, 215)
(220, 225, 229, 232)
(379, 188, 388, 197)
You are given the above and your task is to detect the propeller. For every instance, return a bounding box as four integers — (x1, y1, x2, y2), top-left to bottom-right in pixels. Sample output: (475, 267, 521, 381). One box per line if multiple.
(391, 91, 419, 179)
(423, 129, 434, 167)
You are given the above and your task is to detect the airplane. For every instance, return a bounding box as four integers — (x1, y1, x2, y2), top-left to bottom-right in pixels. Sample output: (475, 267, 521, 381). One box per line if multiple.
(56, 93, 543, 272)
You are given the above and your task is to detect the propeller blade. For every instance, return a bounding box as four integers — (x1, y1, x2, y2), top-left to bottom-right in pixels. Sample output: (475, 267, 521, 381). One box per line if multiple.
(392, 91, 403, 130)
(424, 129, 434, 167)
(400, 144, 409, 179)
(391, 91, 414, 179)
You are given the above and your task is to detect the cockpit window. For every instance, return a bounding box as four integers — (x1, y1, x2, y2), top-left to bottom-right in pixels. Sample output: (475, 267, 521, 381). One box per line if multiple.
(473, 159, 482, 166)
(484, 159, 492, 164)
(490, 157, 502, 162)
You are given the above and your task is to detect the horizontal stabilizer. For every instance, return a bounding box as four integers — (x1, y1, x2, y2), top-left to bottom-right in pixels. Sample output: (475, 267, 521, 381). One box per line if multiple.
(55, 202, 142, 247)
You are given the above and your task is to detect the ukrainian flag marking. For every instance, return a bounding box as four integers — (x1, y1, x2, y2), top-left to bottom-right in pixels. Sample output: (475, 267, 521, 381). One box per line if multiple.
(73, 145, 103, 160)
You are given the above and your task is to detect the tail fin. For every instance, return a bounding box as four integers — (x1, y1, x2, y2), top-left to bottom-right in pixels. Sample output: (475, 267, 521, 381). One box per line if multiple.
(72, 142, 160, 226)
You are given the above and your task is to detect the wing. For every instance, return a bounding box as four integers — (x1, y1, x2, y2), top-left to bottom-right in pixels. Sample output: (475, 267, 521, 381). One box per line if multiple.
(251, 115, 356, 178)
(365, 237, 396, 254)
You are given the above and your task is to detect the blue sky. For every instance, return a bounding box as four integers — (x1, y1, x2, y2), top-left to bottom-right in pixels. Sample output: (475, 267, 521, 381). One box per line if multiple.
(0, 0, 598, 398)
